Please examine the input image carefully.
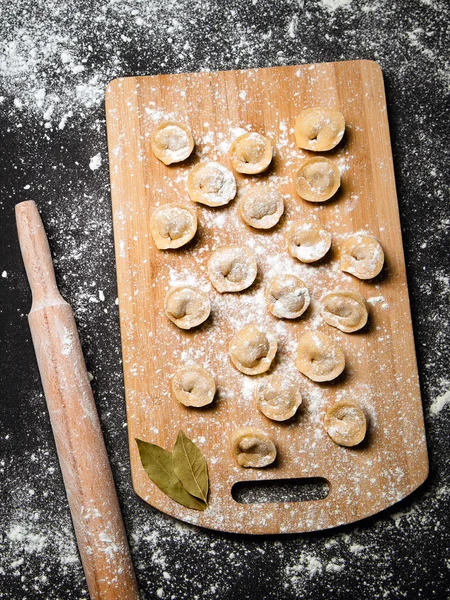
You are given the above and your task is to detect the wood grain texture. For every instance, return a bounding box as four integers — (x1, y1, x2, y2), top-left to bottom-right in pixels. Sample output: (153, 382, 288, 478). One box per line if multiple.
(16, 201, 139, 598)
(105, 61, 428, 534)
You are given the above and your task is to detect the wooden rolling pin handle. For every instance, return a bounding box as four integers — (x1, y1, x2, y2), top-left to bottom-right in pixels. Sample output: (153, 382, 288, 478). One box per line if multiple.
(16, 201, 139, 600)
(15, 201, 65, 311)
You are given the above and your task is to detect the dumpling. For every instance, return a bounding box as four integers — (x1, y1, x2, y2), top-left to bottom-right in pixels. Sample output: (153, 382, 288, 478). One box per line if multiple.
(321, 291, 368, 333)
(286, 221, 332, 263)
(231, 427, 277, 467)
(265, 274, 310, 319)
(324, 400, 367, 447)
(229, 132, 273, 174)
(208, 246, 257, 293)
(295, 157, 340, 202)
(295, 107, 345, 151)
(187, 161, 236, 207)
(150, 121, 194, 165)
(239, 187, 284, 229)
(150, 204, 197, 249)
(255, 375, 302, 421)
(340, 233, 384, 280)
(296, 331, 345, 382)
(164, 286, 210, 329)
(171, 364, 216, 407)
(229, 324, 277, 375)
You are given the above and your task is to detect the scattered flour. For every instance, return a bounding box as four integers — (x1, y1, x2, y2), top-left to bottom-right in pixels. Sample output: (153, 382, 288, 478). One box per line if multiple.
(318, 0, 353, 13)
(286, 552, 323, 581)
(89, 153, 102, 171)
(430, 388, 450, 416)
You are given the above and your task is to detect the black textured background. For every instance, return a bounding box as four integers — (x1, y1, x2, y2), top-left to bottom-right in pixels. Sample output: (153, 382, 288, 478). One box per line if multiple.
(1, 1, 449, 599)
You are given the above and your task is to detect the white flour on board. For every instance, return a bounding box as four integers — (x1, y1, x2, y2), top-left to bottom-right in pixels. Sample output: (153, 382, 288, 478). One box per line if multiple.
(106, 53, 428, 540)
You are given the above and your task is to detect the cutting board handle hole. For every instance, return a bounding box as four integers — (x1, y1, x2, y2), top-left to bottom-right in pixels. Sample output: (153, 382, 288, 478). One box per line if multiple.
(231, 477, 329, 505)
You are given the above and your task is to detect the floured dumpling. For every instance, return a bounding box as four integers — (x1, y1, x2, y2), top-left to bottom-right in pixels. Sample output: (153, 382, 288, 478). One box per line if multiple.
(164, 286, 210, 329)
(295, 157, 341, 202)
(239, 187, 284, 229)
(229, 132, 273, 174)
(255, 375, 302, 421)
(208, 245, 257, 293)
(151, 121, 194, 165)
(187, 161, 236, 207)
(229, 324, 277, 375)
(286, 221, 332, 263)
(171, 364, 216, 407)
(150, 204, 197, 249)
(265, 274, 310, 319)
(231, 427, 277, 468)
(321, 291, 368, 333)
(324, 399, 367, 447)
(295, 107, 345, 151)
(340, 233, 384, 280)
(296, 331, 345, 382)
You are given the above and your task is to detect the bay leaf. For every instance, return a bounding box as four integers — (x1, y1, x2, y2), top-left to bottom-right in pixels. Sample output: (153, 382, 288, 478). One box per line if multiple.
(136, 439, 206, 511)
(172, 430, 209, 504)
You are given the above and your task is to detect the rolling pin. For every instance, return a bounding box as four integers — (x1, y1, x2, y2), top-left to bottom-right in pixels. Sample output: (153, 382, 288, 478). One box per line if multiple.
(16, 200, 139, 600)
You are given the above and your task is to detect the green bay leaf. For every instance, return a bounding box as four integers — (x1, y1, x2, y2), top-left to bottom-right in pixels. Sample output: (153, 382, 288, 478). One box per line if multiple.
(136, 439, 206, 511)
(172, 430, 209, 504)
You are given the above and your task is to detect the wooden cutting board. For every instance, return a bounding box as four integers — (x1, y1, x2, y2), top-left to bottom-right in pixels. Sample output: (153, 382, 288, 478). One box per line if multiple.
(105, 60, 428, 534)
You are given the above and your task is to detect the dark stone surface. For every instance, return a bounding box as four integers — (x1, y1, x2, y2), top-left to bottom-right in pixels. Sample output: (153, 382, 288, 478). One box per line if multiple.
(0, 1, 449, 598)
